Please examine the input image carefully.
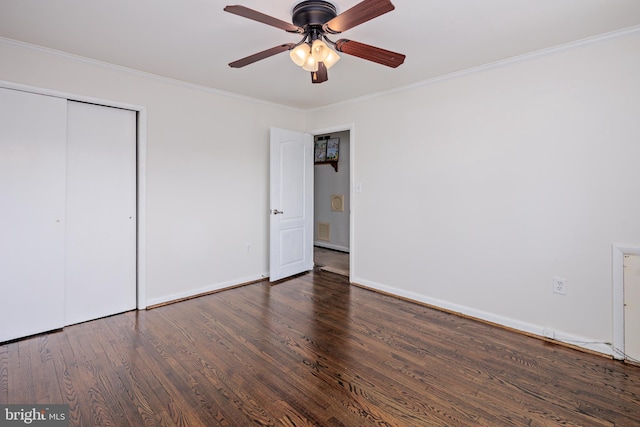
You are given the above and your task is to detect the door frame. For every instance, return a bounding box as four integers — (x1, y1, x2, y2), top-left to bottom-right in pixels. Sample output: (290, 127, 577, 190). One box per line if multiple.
(612, 243, 640, 360)
(0, 79, 148, 309)
(309, 123, 354, 281)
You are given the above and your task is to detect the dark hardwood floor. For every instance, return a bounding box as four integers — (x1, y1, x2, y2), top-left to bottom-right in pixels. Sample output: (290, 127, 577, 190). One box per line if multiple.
(1, 271, 639, 426)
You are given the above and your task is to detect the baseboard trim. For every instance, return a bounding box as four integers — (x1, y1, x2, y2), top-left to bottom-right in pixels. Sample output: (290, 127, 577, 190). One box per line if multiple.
(314, 242, 350, 252)
(145, 274, 268, 309)
(351, 277, 613, 359)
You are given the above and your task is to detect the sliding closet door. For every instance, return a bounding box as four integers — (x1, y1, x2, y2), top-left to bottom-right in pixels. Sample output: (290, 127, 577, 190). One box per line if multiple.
(0, 88, 67, 342)
(64, 101, 136, 326)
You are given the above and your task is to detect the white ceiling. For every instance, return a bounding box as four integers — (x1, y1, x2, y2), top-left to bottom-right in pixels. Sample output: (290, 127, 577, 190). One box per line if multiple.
(2, 0, 640, 110)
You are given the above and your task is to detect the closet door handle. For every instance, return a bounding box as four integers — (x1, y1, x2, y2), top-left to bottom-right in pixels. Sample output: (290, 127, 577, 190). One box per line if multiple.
(272, 209, 284, 215)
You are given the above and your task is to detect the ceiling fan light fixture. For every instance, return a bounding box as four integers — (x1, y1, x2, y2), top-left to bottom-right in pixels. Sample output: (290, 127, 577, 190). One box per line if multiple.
(323, 48, 340, 69)
(225, 0, 405, 83)
(311, 39, 330, 62)
(289, 44, 310, 66)
(302, 55, 319, 72)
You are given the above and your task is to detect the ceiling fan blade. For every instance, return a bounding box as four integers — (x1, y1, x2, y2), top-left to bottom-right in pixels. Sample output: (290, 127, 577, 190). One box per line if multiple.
(229, 43, 295, 68)
(335, 39, 405, 68)
(324, 0, 395, 34)
(224, 5, 303, 33)
(311, 62, 328, 84)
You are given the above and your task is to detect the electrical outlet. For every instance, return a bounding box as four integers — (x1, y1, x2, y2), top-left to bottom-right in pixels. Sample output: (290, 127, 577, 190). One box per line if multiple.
(553, 276, 567, 295)
(245, 244, 252, 254)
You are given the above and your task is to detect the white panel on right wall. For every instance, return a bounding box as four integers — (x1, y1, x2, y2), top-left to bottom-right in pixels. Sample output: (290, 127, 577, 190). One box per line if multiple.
(624, 254, 640, 362)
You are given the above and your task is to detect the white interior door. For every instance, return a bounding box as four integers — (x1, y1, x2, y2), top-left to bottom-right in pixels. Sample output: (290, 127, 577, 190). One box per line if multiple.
(269, 127, 313, 282)
(64, 101, 137, 326)
(0, 88, 67, 342)
(624, 254, 640, 362)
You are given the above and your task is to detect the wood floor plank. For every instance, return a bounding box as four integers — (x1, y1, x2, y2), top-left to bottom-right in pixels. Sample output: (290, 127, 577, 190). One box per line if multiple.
(53, 332, 89, 427)
(1, 271, 640, 426)
(66, 321, 128, 426)
(108, 313, 210, 427)
(142, 306, 258, 425)
(9, 338, 36, 404)
(0, 344, 7, 403)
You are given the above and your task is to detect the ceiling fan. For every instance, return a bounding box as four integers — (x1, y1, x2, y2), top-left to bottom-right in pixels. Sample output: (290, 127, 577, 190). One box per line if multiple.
(224, 0, 406, 83)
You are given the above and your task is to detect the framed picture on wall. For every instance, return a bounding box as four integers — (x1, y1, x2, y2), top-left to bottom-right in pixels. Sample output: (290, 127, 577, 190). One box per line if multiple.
(326, 138, 340, 161)
(314, 139, 327, 162)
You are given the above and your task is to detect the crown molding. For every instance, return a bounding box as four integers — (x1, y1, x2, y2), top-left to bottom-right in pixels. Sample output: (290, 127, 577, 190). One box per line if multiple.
(3, 24, 639, 114)
(309, 24, 640, 113)
(0, 36, 303, 113)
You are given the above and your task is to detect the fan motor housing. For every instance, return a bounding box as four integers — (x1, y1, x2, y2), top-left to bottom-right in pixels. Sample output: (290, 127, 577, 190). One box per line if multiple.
(292, 1, 337, 27)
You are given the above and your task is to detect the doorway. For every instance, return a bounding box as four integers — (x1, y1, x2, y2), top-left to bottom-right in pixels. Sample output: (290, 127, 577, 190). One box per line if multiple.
(312, 128, 351, 278)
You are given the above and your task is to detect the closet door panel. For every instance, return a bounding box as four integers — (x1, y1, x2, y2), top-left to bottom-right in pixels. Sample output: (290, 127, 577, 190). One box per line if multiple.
(65, 101, 137, 326)
(0, 88, 67, 342)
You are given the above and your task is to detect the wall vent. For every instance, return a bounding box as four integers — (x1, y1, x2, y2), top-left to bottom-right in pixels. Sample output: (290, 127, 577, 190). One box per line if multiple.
(317, 222, 330, 241)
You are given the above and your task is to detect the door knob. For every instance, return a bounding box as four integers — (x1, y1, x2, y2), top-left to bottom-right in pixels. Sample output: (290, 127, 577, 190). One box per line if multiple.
(272, 209, 284, 215)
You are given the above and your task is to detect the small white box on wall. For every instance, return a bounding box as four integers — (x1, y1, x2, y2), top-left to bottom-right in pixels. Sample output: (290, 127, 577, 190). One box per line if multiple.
(331, 194, 344, 212)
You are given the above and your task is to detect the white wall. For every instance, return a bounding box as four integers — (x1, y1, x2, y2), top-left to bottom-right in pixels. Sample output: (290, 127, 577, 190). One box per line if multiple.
(0, 39, 305, 306)
(3, 29, 640, 356)
(314, 130, 350, 251)
(307, 30, 640, 355)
